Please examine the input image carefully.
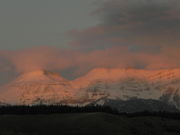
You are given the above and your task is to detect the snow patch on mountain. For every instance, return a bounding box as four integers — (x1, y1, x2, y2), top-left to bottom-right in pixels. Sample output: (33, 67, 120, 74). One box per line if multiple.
(0, 70, 77, 104)
(0, 68, 180, 111)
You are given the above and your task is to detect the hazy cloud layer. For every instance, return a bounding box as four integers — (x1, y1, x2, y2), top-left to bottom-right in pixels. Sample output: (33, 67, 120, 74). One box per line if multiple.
(0, 0, 180, 84)
(0, 46, 179, 82)
(69, 0, 180, 51)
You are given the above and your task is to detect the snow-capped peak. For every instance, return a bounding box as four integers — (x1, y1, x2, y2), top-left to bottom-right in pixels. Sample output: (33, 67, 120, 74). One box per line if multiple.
(0, 70, 75, 105)
(0, 68, 180, 111)
(72, 68, 180, 88)
(14, 70, 66, 84)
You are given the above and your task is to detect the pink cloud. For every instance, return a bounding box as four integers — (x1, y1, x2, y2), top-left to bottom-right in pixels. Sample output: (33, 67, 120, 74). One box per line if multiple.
(0, 46, 179, 80)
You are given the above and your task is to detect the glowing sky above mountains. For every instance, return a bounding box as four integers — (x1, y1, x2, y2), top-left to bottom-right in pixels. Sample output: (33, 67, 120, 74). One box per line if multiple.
(0, 0, 180, 85)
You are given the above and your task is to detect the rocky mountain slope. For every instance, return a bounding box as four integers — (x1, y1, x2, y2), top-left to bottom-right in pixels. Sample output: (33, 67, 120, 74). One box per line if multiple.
(0, 70, 77, 104)
(73, 68, 180, 109)
(0, 68, 180, 112)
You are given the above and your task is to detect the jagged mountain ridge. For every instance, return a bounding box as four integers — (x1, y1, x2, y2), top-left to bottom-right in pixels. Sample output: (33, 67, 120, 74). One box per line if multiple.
(90, 98, 179, 113)
(0, 68, 180, 111)
(73, 68, 180, 108)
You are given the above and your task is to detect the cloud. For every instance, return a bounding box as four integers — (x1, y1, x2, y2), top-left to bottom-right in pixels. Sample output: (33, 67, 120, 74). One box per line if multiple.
(0, 46, 77, 73)
(69, 0, 180, 51)
(0, 55, 17, 85)
(0, 46, 179, 82)
(0, 0, 180, 83)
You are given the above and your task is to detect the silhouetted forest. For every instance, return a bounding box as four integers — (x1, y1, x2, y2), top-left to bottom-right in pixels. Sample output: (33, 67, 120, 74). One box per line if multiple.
(0, 105, 180, 120)
(0, 105, 119, 115)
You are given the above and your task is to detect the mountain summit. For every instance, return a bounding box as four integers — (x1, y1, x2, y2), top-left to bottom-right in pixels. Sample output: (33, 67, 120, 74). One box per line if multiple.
(0, 70, 75, 105)
(14, 70, 66, 83)
(73, 68, 180, 108)
(0, 68, 180, 112)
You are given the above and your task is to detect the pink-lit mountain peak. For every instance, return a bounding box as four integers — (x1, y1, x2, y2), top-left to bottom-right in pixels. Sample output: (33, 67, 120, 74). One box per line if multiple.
(14, 70, 66, 84)
(14, 68, 180, 83)
(84, 68, 180, 78)
(73, 68, 180, 88)
(0, 68, 180, 106)
(0, 70, 74, 104)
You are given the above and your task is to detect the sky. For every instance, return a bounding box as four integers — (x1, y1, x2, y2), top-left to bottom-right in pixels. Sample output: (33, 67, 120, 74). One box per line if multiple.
(0, 0, 99, 50)
(0, 0, 180, 85)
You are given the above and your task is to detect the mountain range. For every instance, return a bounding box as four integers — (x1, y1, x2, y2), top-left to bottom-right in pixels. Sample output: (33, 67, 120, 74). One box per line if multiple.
(0, 68, 180, 112)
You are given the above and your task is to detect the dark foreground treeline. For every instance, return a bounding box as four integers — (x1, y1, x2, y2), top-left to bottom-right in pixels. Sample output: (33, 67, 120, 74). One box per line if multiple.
(0, 105, 119, 115)
(0, 105, 180, 120)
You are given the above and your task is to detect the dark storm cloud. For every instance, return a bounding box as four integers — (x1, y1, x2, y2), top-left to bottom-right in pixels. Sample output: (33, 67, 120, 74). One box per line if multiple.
(69, 0, 180, 51)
